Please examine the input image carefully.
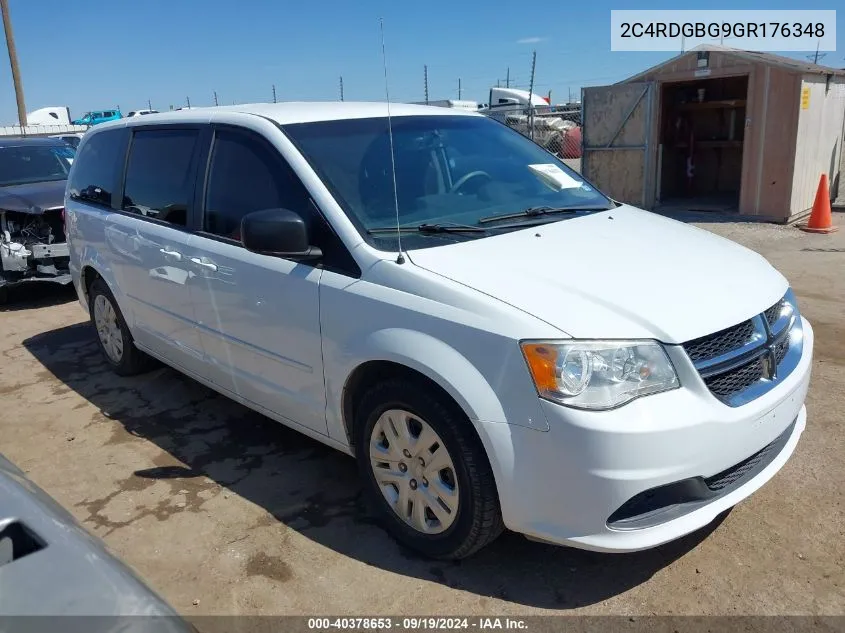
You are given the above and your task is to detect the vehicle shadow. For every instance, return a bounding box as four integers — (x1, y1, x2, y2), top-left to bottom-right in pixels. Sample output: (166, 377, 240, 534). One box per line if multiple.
(22, 322, 727, 609)
(0, 283, 77, 312)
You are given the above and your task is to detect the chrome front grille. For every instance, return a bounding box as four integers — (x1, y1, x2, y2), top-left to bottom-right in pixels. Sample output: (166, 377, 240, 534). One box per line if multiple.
(703, 356, 766, 399)
(683, 320, 757, 363)
(682, 289, 803, 407)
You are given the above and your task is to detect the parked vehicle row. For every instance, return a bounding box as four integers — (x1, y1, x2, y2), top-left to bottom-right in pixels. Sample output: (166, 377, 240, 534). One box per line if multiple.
(65, 103, 813, 560)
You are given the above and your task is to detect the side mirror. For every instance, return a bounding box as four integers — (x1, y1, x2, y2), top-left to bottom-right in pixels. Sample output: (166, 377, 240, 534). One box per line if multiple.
(241, 208, 322, 261)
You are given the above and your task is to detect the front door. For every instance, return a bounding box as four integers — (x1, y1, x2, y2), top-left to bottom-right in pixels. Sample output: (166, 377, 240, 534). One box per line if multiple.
(187, 126, 327, 434)
(105, 126, 208, 376)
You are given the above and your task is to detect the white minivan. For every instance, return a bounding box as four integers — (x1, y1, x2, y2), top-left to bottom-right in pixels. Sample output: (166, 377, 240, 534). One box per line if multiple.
(65, 103, 813, 559)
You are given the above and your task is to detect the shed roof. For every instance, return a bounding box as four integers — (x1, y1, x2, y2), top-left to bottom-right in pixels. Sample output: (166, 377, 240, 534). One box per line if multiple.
(623, 44, 845, 83)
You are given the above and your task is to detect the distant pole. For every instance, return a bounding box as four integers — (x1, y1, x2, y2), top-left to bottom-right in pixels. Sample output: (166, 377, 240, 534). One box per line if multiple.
(186, 96, 191, 108)
(272, 84, 277, 103)
(807, 40, 826, 64)
(147, 98, 152, 110)
(458, 78, 462, 100)
(0, 0, 27, 127)
(527, 51, 537, 141)
(213, 91, 218, 106)
(497, 79, 500, 88)
(568, 87, 572, 103)
(339, 76, 344, 101)
(424, 65, 429, 104)
(506, 67, 510, 88)
(547, 89, 552, 103)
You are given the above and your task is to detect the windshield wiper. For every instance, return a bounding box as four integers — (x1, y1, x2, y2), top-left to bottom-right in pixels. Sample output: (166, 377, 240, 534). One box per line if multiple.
(367, 223, 487, 235)
(478, 205, 612, 224)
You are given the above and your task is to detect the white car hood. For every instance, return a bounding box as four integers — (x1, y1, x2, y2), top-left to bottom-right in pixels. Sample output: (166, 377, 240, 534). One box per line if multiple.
(406, 206, 788, 343)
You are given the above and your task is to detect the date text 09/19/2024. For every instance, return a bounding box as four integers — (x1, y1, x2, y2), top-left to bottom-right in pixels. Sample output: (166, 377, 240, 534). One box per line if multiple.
(307, 618, 529, 630)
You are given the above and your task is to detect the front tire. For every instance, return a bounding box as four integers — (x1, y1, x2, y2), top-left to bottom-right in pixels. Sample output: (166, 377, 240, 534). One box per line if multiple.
(88, 278, 154, 376)
(355, 379, 504, 559)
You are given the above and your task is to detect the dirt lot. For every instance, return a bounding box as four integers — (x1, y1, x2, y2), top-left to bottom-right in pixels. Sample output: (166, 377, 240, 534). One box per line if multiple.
(1, 217, 843, 617)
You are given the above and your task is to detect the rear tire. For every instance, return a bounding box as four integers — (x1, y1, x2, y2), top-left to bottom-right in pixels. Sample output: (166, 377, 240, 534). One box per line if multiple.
(355, 378, 504, 559)
(88, 278, 155, 376)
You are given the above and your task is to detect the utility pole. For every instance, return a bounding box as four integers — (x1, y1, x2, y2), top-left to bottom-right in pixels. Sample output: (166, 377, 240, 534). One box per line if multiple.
(147, 98, 152, 111)
(527, 51, 537, 141)
(807, 41, 826, 64)
(339, 76, 344, 101)
(213, 91, 218, 106)
(186, 96, 191, 108)
(1, 0, 27, 127)
(272, 84, 277, 103)
(424, 65, 429, 104)
(458, 78, 461, 100)
(506, 67, 510, 88)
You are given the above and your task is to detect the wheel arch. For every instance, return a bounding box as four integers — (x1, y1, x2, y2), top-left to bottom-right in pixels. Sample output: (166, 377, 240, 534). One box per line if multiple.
(334, 329, 519, 493)
(77, 254, 129, 319)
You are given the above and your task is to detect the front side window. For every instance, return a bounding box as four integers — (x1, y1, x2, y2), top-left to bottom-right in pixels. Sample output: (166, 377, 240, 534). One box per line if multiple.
(284, 115, 611, 250)
(203, 129, 311, 240)
(122, 129, 198, 227)
(0, 144, 74, 186)
(68, 130, 126, 206)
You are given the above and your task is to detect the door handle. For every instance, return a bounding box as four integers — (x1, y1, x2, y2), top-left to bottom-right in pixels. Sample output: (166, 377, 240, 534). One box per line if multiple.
(189, 257, 218, 272)
(159, 248, 182, 261)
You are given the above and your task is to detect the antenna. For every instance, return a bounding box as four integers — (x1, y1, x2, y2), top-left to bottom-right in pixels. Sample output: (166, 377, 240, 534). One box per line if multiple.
(379, 17, 404, 265)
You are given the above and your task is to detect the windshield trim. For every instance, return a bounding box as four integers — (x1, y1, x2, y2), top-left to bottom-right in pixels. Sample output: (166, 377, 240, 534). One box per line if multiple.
(278, 114, 611, 253)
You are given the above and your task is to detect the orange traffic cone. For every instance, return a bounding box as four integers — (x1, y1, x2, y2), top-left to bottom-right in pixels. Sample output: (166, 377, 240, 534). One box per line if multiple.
(799, 174, 838, 233)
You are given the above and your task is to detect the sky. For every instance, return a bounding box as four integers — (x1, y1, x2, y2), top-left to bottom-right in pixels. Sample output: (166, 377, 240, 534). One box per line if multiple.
(0, 0, 843, 123)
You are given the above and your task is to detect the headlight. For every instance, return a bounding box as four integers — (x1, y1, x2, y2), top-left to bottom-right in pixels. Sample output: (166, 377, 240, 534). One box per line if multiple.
(520, 340, 679, 410)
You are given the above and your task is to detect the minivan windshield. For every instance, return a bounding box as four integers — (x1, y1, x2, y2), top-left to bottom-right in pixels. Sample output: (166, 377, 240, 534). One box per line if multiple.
(284, 115, 612, 250)
(0, 144, 75, 186)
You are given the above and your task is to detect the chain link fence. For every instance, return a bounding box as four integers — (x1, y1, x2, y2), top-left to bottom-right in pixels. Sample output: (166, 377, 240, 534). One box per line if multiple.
(484, 105, 583, 173)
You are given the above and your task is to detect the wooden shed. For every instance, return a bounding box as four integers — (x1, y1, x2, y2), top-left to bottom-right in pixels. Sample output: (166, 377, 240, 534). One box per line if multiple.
(580, 45, 845, 222)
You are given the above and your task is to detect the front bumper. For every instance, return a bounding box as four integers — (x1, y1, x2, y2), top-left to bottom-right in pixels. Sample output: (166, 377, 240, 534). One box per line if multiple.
(0, 242, 71, 288)
(485, 317, 813, 552)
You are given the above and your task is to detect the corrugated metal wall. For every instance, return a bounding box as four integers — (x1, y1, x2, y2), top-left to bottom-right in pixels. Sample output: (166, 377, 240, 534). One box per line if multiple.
(791, 77, 845, 218)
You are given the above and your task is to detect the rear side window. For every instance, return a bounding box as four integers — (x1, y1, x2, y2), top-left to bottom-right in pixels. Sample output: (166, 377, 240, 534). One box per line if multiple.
(203, 130, 311, 240)
(122, 129, 199, 227)
(68, 129, 127, 207)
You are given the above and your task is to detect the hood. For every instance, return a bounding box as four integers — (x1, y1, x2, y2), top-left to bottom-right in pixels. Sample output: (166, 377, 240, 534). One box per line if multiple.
(406, 206, 788, 343)
(0, 180, 67, 214)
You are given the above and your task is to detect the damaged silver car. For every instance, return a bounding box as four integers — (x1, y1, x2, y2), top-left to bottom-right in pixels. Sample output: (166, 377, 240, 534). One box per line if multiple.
(0, 137, 75, 302)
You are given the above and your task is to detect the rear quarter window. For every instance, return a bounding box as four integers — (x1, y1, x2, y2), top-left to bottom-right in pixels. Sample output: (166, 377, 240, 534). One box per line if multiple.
(68, 129, 128, 208)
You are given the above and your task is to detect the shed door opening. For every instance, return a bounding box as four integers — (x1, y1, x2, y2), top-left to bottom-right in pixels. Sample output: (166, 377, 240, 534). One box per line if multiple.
(657, 75, 748, 213)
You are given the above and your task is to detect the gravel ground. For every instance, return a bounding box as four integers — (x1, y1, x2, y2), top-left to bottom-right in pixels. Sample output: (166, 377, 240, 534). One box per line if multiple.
(0, 216, 843, 617)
